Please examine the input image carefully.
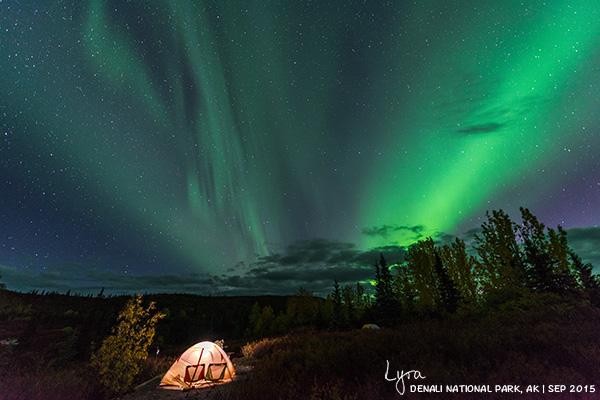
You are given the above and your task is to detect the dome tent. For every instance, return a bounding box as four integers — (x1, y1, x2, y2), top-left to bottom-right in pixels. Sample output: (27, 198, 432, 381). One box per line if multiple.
(361, 323, 381, 330)
(160, 341, 235, 390)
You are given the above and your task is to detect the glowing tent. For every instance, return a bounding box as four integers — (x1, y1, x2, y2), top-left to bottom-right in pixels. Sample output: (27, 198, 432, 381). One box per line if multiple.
(160, 341, 235, 390)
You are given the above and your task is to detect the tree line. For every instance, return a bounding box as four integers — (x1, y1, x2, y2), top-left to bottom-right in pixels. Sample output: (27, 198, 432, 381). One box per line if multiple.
(247, 208, 600, 335)
(369, 208, 599, 324)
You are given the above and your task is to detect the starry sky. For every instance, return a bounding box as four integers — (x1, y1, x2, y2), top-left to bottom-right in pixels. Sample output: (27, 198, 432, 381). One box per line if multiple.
(1, 1, 600, 295)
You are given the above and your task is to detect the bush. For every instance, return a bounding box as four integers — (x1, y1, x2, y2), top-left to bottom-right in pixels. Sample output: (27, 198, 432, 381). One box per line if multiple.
(241, 337, 285, 359)
(90, 295, 164, 395)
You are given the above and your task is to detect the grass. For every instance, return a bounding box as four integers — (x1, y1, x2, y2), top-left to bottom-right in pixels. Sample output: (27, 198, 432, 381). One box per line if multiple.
(0, 362, 103, 400)
(228, 302, 600, 400)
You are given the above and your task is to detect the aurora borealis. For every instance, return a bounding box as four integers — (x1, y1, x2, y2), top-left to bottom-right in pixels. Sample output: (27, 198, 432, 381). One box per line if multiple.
(1, 1, 600, 294)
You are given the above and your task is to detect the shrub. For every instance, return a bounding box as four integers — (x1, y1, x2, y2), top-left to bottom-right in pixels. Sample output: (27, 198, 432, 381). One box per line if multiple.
(90, 295, 165, 395)
(241, 337, 285, 359)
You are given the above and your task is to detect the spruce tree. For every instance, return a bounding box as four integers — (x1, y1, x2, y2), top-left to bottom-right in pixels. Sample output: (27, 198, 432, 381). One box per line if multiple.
(331, 279, 343, 328)
(374, 254, 398, 323)
(395, 263, 416, 313)
(406, 238, 438, 311)
(434, 252, 460, 313)
(548, 226, 578, 293)
(519, 208, 577, 294)
(519, 207, 554, 292)
(342, 285, 356, 326)
(475, 210, 524, 291)
(570, 251, 600, 306)
(570, 251, 599, 290)
(440, 238, 477, 303)
(354, 282, 367, 320)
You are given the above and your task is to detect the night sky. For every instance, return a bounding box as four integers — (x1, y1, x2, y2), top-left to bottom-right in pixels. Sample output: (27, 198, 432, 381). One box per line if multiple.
(1, 1, 600, 295)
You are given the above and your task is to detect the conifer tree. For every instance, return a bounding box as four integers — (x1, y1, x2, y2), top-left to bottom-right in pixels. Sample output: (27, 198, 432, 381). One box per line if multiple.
(519, 208, 577, 293)
(355, 282, 366, 309)
(395, 263, 417, 313)
(354, 282, 368, 320)
(342, 285, 356, 326)
(475, 210, 524, 291)
(570, 251, 599, 290)
(374, 254, 399, 323)
(519, 207, 554, 292)
(406, 238, 438, 311)
(570, 251, 600, 306)
(331, 279, 344, 328)
(548, 226, 578, 293)
(434, 252, 460, 313)
(440, 238, 477, 303)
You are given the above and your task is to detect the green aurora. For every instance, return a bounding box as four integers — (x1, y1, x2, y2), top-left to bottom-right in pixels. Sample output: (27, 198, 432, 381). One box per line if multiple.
(1, 0, 600, 284)
(360, 0, 600, 247)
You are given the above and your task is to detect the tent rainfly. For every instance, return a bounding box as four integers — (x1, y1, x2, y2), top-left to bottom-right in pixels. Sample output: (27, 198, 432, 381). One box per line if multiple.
(160, 341, 235, 390)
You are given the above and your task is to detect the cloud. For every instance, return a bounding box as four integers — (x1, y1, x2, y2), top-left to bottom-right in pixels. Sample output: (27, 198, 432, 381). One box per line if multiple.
(565, 227, 600, 271)
(0, 263, 219, 295)
(361, 224, 425, 241)
(0, 239, 404, 297)
(457, 122, 504, 134)
(3, 226, 598, 297)
(224, 239, 407, 295)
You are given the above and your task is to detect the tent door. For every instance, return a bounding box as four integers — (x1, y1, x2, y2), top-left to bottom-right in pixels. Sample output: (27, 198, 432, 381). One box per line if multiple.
(184, 364, 205, 383)
(205, 363, 227, 381)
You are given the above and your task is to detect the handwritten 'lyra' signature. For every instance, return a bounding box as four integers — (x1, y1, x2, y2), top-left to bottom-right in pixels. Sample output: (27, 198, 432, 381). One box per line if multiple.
(384, 360, 426, 396)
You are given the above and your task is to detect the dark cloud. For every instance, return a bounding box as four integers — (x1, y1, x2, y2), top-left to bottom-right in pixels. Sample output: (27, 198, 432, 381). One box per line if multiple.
(228, 239, 406, 295)
(434, 233, 459, 246)
(566, 227, 600, 242)
(0, 264, 219, 295)
(360, 225, 458, 247)
(361, 224, 425, 240)
(565, 227, 600, 271)
(0, 238, 407, 297)
(457, 122, 504, 134)
(463, 227, 482, 240)
(261, 239, 406, 268)
(3, 226, 598, 297)
(354, 245, 406, 265)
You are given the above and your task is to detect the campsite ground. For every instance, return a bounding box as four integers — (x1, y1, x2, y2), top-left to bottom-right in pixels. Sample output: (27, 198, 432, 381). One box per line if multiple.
(120, 378, 230, 400)
(120, 358, 252, 400)
(121, 381, 237, 400)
